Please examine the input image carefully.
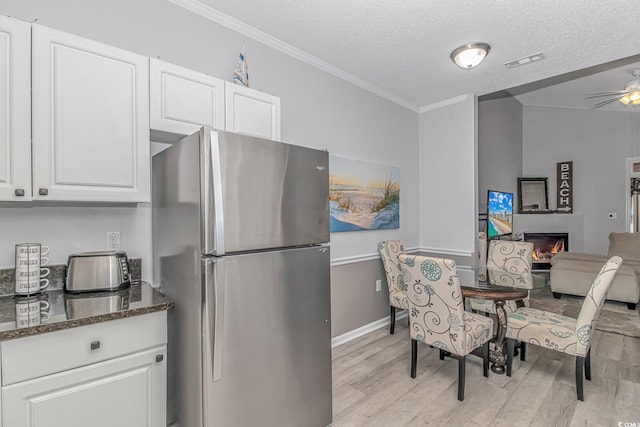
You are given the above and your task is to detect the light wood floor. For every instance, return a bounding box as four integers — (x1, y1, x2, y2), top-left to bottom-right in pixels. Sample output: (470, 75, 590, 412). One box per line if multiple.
(332, 320, 640, 426)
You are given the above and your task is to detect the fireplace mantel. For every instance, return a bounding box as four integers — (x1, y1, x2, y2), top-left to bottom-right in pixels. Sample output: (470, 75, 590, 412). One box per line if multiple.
(513, 213, 584, 253)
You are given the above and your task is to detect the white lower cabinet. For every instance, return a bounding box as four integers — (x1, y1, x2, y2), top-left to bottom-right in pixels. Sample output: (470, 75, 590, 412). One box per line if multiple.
(0, 312, 167, 427)
(2, 346, 166, 427)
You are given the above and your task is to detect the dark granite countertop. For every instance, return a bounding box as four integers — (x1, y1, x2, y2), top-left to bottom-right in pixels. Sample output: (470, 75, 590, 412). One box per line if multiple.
(0, 283, 173, 341)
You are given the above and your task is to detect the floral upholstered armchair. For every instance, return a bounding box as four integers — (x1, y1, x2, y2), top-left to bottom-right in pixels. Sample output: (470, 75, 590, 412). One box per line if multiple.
(399, 254, 493, 401)
(506, 256, 622, 401)
(470, 240, 534, 314)
(378, 240, 409, 334)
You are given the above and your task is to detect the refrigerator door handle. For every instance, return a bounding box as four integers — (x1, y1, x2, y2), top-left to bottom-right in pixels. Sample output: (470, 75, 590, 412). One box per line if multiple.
(202, 129, 225, 255)
(204, 259, 225, 382)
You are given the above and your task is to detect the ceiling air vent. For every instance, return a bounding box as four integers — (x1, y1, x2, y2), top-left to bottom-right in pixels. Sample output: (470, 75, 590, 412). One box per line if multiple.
(504, 52, 545, 69)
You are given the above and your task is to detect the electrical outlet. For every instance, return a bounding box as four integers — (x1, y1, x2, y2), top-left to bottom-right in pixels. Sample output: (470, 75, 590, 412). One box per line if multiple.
(375, 279, 382, 292)
(106, 232, 121, 250)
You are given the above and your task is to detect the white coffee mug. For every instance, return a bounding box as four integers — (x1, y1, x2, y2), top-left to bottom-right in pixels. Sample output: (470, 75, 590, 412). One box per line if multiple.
(14, 267, 50, 295)
(15, 243, 49, 259)
(15, 256, 49, 269)
(15, 267, 50, 280)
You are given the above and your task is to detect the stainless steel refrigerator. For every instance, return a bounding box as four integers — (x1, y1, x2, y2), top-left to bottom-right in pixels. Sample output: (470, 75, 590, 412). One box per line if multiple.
(152, 128, 332, 427)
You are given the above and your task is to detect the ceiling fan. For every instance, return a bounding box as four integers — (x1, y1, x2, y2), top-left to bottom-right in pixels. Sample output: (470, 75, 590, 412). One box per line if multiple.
(585, 69, 640, 109)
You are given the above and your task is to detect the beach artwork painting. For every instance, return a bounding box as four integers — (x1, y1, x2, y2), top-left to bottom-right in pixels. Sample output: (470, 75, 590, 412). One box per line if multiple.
(329, 155, 400, 232)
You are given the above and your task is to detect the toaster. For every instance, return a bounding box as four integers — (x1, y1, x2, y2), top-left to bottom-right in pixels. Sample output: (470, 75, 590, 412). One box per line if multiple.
(65, 251, 131, 293)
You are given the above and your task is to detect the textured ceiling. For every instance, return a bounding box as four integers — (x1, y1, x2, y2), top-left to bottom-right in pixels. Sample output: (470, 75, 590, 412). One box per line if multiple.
(189, 0, 640, 110)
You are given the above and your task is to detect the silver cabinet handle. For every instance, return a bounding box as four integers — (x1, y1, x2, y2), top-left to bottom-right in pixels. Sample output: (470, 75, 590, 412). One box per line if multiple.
(14, 189, 25, 197)
(90, 340, 101, 350)
(39, 188, 48, 196)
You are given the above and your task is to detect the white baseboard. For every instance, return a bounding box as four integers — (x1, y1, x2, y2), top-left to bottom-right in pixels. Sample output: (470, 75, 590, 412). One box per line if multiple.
(331, 310, 408, 348)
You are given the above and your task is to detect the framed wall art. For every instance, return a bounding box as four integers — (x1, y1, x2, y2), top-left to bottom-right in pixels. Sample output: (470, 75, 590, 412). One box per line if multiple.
(329, 155, 400, 232)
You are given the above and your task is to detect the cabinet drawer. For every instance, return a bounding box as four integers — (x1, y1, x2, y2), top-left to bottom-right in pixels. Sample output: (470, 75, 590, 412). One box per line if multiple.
(1, 311, 166, 386)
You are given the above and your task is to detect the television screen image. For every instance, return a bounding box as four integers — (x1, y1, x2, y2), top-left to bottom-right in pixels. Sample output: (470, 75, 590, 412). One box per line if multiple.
(487, 190, 513, 238)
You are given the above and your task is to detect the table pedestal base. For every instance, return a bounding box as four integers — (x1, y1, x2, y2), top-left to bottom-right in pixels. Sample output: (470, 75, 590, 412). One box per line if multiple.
(491, 300, 508, 374)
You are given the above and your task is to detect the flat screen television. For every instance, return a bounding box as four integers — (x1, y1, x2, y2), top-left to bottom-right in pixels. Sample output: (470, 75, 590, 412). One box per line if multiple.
(487, 190, 513, 238)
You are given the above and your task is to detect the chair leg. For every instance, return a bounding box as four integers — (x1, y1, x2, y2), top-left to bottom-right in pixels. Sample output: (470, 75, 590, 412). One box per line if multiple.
(458, 356, 466, 401)
(585, 348, 591, 381)
(390, 306, 396, 334)
(576, 356, 585, 401)
(506, 339, 514, 377)
(520, 341, 526, 362)
(411, 339, 417, 378)
(439, 349, 445, 360)
(483, 341, 490, 378)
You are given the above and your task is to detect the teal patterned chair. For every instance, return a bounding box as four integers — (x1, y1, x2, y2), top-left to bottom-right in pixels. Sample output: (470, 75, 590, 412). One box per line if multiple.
(469, 240, 534, 315)
(378, 241, 409, 334)
(399, 254, 493, 401)
(505, 256, 622, 401)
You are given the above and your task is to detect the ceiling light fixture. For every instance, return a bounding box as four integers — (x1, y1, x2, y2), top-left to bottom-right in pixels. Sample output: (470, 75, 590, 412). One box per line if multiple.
(619, 73, 640, 106)
(450, 42, 491, 70)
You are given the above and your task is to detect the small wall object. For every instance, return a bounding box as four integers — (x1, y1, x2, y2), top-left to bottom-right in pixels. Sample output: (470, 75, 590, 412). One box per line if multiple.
(233, 42, 249, 87)
(556, 161, 573, 214)
(517, 177, 549, 213)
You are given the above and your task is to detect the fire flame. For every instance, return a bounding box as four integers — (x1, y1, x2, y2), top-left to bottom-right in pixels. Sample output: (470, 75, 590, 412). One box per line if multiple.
(532, 240, 565, 262)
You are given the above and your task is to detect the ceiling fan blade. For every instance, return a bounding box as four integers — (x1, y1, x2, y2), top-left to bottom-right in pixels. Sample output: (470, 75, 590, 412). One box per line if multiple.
(585, 90, 630, 99)
(592, 95, 625, 109)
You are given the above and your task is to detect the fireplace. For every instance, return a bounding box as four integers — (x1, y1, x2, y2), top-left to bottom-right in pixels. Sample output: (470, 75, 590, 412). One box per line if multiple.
(523, 232, 569, 270)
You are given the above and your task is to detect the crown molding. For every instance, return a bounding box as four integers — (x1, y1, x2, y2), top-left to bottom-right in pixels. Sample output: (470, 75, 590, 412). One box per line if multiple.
(169, 0, 420, 112)
(418, 94, 470, 113)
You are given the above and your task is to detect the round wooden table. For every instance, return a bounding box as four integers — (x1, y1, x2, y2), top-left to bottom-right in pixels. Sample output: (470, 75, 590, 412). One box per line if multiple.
(460, 283, 528, 374)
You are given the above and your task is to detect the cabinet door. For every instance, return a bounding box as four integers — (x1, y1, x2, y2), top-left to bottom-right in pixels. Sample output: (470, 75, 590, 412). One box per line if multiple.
(31, 24, 150, 202)
(0, 15, 31, 201)
(225, 82, 281, 141)
(2, 346, 166, 427)
(150, 58, 225, 138)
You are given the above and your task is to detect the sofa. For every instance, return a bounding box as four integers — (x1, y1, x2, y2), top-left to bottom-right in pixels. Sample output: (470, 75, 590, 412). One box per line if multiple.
(550, 232, 640, 310)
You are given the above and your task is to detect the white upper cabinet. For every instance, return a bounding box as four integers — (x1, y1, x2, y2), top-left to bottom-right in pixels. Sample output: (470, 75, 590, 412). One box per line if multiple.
(225, 82, 281, 141)
(149, 59, 281, 142)
(150, 58, 225, 137)
(31, 24, 150, 202)
(0, 16, 31, 201)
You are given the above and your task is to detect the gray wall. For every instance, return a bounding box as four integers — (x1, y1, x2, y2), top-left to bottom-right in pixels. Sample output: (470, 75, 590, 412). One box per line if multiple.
(0, 0, 419, 337)
(522, 106, 639, 255)
(331, 259, 390, 337)
(478, 96, 523, 212)
(419, 96, 478, 258)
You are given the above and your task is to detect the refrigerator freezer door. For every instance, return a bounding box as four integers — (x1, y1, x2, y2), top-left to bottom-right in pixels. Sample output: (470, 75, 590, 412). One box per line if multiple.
(202, 246, 332, 427)
(202, 129, 329, 255)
